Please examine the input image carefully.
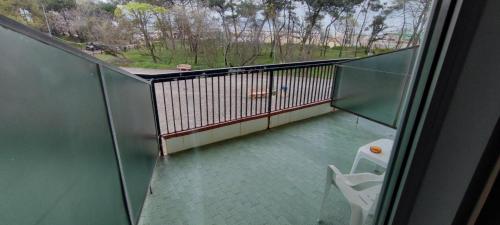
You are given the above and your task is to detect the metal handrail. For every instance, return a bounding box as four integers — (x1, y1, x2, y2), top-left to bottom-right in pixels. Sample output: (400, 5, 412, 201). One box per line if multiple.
(142, 61, 341, 137)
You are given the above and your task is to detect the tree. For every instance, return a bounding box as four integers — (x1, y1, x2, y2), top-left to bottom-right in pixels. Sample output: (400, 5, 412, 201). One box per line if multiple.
(0, 0, 46, 29)
(337, 14, 356, 57)
(44, 0, 76, 36)
(366, 14, 388, 53)
(206, 0, 263, 66)
(2, 0, 432, 69)
(353, 0, 382, 56)
(116, 2, 161, 62)
(282, 0, 298, 61)
(298, 0, 362, 57)
(206, 0, 232, 66)
(234, 0, 263, 65)
(170, 5, 212, 65)
(96, 1, 118, 14)
(298, 0, 326, 55)
(390, 0, 408, 48)
(263, 0, 286, 61)
(406, 0, 431, 47)
(44, 0, 76, 11)
(321, 0, 363, 56)
(153, 5, 177, 53)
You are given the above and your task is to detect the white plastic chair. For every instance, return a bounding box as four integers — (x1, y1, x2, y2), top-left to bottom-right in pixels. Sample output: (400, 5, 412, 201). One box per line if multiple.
(318, 165, 384, 225)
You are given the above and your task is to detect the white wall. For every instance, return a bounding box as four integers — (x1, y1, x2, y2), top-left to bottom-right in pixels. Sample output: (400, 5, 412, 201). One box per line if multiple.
(163, 103, 333, 154)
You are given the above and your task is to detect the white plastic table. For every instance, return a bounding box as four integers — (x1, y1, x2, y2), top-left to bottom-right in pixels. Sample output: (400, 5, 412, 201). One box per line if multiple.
(350, 139, 394, 174)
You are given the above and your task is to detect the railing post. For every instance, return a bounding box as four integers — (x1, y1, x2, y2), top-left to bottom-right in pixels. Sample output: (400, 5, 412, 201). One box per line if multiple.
(329, 65, 338, 107)
(267, 69, 274, 129)
(150, 82, 165, 156)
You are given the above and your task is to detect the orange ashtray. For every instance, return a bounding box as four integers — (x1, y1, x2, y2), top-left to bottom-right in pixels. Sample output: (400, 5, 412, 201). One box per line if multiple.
(370, 146, 382, 154)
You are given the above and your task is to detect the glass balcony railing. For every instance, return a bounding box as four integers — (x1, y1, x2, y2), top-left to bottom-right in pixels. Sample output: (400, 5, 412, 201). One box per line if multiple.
(332, 47, 418, 127)
(0, 16, 158, 225)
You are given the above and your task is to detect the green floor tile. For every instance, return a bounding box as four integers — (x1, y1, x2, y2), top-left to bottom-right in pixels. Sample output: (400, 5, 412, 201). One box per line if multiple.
(139, 111, 394, 225)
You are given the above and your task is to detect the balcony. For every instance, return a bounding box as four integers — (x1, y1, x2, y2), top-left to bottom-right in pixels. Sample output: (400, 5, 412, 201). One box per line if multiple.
(2, 3, 499, 225)
(139, 111, 395, 225)
(1, 16, 414, 225)
(133, 47, 415, 224)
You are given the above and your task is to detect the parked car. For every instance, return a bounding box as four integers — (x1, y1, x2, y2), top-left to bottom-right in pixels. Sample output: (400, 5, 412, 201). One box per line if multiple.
(85, 42, 105, 51)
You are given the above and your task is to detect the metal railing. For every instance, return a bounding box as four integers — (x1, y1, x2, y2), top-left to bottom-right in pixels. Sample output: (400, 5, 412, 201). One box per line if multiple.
(137, 59, 346, 137)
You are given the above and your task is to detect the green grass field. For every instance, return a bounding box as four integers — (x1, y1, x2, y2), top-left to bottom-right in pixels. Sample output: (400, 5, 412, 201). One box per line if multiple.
(95, 44, 389, 70)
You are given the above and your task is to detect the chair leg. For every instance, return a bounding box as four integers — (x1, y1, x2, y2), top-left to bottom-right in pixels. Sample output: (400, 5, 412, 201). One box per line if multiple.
(349, 204, 365, 225)
(350, 155, 363, 174)
(318, 167, 333, 223)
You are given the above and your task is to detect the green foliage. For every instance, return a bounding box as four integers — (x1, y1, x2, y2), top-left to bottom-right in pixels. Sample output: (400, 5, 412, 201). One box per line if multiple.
(44, 0, 76, 11)
(97, 43, 377, 70)
(237, 0, 259, 17)
(96, 2, 117, 14)
(263, 0, 287, 19)
(116, 2, 167, 25)
(1, 0, 423, 71)
(121, 1, 155, 12)
(300, 0, 363, 12)
(206, 0, 228, 9)
(152, 5, 167, 14)
(0, 0, 44, 27)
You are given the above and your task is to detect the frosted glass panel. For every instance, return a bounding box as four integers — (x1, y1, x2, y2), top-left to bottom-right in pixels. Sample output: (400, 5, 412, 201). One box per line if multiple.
(332, 48, 418, 127)
(333, 67, 409, 127)
(0, 25, 129, 225)
(341, 47, 418, 74)
(102, 66, 158, 223)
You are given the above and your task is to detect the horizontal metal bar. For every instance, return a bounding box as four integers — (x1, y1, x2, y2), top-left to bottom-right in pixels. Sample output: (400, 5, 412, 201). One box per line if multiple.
(331, 105, 397, 129)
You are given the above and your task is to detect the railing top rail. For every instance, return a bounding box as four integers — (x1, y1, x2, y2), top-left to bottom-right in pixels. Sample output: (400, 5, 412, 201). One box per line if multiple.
(136, 58, 350, 81)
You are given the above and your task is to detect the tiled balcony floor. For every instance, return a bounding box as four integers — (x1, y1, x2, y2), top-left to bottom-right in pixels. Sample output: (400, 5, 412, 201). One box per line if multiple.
(139, 111, 395, 225)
